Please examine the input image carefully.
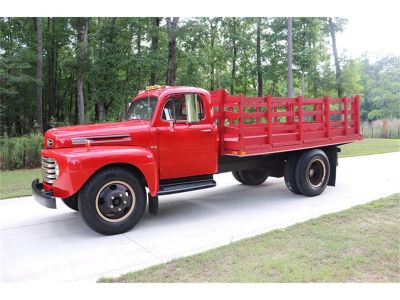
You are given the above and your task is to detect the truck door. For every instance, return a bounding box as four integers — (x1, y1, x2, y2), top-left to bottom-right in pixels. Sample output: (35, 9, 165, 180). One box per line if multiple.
(156, 93, 218, 179)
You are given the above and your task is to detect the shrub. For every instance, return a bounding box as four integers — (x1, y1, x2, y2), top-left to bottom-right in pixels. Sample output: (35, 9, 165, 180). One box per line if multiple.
(0, 134, 43, 170)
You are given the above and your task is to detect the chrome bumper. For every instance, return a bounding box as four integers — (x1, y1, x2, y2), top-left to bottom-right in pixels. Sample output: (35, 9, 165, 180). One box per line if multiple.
(32, 179, 56, 209)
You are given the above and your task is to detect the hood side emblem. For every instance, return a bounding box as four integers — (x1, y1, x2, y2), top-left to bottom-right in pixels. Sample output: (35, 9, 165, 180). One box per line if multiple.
(47, 138, 54, 147)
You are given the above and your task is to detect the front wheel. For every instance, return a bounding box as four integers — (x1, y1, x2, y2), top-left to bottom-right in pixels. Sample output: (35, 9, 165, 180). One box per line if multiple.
(232, 171, 244, 184)
(78, 167, 146, 235)
(61, 194, 79, 211)
(234, 169, 269, 186)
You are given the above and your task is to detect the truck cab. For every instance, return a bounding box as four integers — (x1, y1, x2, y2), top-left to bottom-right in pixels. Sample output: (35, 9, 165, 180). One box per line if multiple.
(32, 85, 362, 235)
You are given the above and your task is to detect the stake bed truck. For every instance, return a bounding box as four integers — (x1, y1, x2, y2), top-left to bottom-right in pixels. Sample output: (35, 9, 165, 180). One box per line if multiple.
(32, 85, 362, 235)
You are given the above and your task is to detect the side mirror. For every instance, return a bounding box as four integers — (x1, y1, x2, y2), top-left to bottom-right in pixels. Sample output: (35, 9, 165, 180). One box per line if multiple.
(185, 94, 200, 123)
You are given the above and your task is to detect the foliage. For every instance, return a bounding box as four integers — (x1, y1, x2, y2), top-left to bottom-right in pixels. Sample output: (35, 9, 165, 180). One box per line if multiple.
(0, 17, 398, 136)
(360, 56, 400, 121)
(0, 134, 43, 170)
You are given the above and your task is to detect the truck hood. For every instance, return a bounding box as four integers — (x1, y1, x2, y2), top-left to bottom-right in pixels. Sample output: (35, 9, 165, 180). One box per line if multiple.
(44, 120, 151, 149)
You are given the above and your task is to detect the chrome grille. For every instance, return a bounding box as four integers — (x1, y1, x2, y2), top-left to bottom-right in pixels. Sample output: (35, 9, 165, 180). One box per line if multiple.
(42, 157, 57, 184)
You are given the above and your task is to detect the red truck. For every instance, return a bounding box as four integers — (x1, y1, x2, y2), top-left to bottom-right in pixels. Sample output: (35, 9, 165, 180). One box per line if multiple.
(32, 85, 362, 235)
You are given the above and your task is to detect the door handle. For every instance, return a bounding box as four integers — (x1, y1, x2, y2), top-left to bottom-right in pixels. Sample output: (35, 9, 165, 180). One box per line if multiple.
(201, 129, 212, 133)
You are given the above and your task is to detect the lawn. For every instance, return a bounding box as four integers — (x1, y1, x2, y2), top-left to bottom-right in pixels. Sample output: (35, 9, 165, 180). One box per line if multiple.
(339, 138, 399, 158)
(0, 168, 41, 199)
(99, 193, 400, 283)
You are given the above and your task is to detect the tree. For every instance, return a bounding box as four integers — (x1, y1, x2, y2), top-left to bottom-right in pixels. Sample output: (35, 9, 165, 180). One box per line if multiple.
(293, 18, 328, 97)
(150, 17, 161, 85)
(287, 17, 293, 97)
(208, 17, 221, 91)
(230, 18, 238, 94)
(0, 17, 397, 137)
(328, 17, 343, 98)
(76, 17, 88, 124)
(166, 17, 179, 85)
(360, 55, 400, 121)
(47, 17, 56, 120)
(256, 18, 263, 96)
(35, 17, 43, 133)
(341, 58, 362, 96)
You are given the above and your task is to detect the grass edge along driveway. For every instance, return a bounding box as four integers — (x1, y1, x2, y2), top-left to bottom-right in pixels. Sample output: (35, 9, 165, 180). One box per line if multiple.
(99, 193, 400, 283)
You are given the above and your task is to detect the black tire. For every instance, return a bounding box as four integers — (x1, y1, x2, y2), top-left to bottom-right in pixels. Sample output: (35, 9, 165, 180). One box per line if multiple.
(237, 169, 269, 186)
(284, 153, 302, 195)
(295, 149, 330, 197)
(232, 171, 244, 184)
(78, 167, 146, 235)
(61, 194, 79, 211)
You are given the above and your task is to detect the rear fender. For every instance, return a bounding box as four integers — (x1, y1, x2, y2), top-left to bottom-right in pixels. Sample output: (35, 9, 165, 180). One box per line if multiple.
(41, 146, 159, 198)
(322, 145, 338, 187)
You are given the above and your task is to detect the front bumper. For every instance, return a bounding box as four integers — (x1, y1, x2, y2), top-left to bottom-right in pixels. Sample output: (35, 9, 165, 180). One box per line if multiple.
(32, 179, 57, 209)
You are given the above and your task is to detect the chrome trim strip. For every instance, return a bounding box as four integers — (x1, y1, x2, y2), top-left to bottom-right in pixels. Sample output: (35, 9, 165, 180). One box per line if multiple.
(71, 134, 131, 145)
(41, 156, 57, 185)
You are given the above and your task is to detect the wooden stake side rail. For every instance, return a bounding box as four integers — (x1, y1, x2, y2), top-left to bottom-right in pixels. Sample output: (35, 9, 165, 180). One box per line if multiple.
(210, 89, 362, 156)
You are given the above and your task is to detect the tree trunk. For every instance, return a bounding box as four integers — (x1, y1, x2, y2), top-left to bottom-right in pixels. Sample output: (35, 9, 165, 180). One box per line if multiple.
(76, 17, 88, 124)
(287, 17, 293, 97)
(209, 18, 218, 91)
(256, 17, 263, 97)
(136, 30, 142, 92)
(328, 18, 343, 97)
(96, 101, 105, 121)
(230, 20, 237, 95)
(166, 17, 179, 85)
(150, 17, 160, 85)
(47, 17, 56, 120)
(301, 70, 305, 96)
(35, 17, 43, 133)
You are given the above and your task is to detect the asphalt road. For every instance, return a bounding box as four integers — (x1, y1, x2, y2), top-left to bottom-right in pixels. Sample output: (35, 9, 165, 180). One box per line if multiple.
(1, 152, 399, 282)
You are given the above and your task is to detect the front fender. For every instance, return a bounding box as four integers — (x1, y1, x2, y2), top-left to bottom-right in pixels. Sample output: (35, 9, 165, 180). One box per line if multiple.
(41, 146, 159, 198)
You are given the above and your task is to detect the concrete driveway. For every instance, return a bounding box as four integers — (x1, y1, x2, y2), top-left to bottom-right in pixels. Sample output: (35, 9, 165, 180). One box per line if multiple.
(1, 152, 399, 282)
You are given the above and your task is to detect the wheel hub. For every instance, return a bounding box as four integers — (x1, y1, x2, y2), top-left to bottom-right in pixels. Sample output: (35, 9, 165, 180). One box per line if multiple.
(307, 158, 326, 188)
(95, 181, 136, 223)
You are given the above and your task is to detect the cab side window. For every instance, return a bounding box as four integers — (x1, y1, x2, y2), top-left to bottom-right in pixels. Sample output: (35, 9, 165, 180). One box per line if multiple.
(161, 93, 205, 123)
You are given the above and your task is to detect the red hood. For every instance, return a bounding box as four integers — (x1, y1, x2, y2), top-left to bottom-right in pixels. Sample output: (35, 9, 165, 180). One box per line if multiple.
(44, 120, 150, 149)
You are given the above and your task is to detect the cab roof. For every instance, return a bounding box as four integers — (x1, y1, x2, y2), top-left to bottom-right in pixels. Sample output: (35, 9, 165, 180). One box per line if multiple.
(132, 86, 210, 101)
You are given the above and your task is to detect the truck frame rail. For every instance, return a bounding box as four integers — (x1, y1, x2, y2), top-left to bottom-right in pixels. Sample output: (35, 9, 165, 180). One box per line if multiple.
(211, 89, 362, 156)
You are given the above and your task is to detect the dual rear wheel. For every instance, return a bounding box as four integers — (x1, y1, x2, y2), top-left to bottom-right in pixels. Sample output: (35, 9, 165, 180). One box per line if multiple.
(232, 149, 330, 197)
(284, 149, 330, 197)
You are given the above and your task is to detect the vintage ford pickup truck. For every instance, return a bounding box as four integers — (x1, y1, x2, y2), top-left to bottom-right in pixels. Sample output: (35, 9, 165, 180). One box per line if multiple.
(33, 85, 362, 235)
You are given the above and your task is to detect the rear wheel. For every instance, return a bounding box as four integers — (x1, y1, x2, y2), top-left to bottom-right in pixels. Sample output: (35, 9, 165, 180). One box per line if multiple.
(235, 169, 269, 186)
(295, 149, 330, 197)
(78, 167, 146, 235)
(284, 153, 302, 195)
(61, 195, 79, 211)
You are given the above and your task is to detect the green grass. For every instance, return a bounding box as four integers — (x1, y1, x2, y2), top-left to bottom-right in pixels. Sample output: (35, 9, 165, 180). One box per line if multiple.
(99, 193, 400, 283)
(339, 138, 399, 158)
(0, 168, 41, 199)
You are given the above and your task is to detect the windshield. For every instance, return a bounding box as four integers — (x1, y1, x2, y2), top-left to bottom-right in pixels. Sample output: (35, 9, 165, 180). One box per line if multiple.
(125, 96, 158, 121)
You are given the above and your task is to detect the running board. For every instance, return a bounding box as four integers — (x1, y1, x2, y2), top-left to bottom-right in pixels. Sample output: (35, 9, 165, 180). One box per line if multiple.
(157, 179, 216, 196)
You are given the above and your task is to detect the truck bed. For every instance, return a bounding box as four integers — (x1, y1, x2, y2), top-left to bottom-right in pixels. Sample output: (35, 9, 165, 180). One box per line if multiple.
(210, 89, 362, 156)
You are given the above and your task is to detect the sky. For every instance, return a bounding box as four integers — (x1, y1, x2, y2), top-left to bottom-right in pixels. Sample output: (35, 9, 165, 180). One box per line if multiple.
(337, 16, 400, 60)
